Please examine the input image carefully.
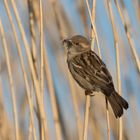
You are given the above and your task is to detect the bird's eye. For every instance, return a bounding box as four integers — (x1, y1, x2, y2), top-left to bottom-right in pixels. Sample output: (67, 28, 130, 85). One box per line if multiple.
(75, 42, 79, 45)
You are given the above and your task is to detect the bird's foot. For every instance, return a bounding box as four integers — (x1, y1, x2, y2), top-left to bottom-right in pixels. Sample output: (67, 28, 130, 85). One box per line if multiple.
(85, 91, 95, 96)
(90, 93, 95, 96)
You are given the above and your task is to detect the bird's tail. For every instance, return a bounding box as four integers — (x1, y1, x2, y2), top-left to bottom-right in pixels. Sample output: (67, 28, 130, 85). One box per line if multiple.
(107, 91, 128, 118)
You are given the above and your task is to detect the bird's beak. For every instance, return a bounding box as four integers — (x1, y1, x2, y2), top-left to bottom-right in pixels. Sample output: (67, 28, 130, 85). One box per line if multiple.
(62, 39, 67, 45)
(62, 39, 72, 47)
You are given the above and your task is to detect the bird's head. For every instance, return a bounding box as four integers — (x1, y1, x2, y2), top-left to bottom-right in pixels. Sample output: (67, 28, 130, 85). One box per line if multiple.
(63, 35, 90, 56)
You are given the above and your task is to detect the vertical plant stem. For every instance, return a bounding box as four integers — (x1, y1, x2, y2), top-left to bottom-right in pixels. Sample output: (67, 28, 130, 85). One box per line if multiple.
(106, 97, 110, 140)
(127, 32, 140, 73)
(52, 1, 83, 139)
(0, 19, 19, 140)
(108, 2, 122, 140)
(3, 1, 37, 140)
(86, 0, 110, 139)
(39, 0, 44, 97)
(8, 1, 49, 139)
(113, 2, 140, 136)
(39, 0, 45, 139)
(27, 0, 38, 77)
(83, 95, 90, 140)
(85, 0, 100, 51)
(68, 73, 82, 140)
(28, 117, 33, 140)
(77, 0, 89, 35)
(44, 46, 62, 140)
(116, 43, 122, 140)
(50, 1, 80, 139)
(114, 1, 140, 73)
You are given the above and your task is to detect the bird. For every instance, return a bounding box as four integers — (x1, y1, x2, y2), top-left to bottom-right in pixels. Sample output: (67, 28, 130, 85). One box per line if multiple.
(63, 35, 128, 118)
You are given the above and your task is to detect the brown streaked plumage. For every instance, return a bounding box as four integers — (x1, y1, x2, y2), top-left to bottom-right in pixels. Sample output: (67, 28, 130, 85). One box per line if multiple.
(63, 35, 128, 118)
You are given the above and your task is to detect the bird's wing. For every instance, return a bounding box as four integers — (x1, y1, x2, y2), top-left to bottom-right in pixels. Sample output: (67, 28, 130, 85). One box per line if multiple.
(70, 50, 114, 93)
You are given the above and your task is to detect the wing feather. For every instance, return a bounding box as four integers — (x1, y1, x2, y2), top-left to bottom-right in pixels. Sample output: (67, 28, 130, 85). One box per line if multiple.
(68, 50, 114, 95)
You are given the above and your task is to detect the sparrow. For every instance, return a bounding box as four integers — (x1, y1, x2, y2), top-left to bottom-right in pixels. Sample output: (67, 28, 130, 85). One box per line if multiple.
(63, 35, 128, 118)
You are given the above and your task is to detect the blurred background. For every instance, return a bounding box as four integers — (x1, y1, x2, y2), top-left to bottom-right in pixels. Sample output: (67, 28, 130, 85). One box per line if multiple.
(0, 0, 140, 140)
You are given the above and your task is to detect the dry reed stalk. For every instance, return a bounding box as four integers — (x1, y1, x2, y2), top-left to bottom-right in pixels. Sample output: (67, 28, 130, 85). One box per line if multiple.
(50, 1, 82, 139)
(0, 62, 13, 140)
(105, 97, 110, 140)
(127, 32, 140, 72)
(91, 0, 96, 38)
(28, 117, 33, 140)
(90, 113, 102, 140)
(108, 2, 123, 140)
(83, 1, 92, 139)
(53, 2, 83, 139)
(83, 95, 90, 140)
(86, 0, 111, 140)
(28, 1, 49, 139)
(114, 1, 140, 73)
(112, 4, 140, 138)
(27, 1, 66, 139)
(77, 0, 89, 35)
(6, 0, 49, 139)
(3, 1, 37, 139)
(43, 47, 62, 140)
(134, 0, 140, 22)
(27, 0, 38, 77)
(39, 0, 44, 98)
(0, 19, 19, 140)
(28, 0, 51, 138)
(129, 96, 140, 139)
(39, 1, 45, 139)
(67, 72, 82, 140)
(85, 0, 101, 55)
(116, 43, 123, 140)
(42, 1, 63, 140)
(51, 0, 64, 38)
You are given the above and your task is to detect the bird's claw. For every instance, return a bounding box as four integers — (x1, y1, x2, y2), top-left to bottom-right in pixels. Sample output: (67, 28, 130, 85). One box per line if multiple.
(85, 91, 95, 96)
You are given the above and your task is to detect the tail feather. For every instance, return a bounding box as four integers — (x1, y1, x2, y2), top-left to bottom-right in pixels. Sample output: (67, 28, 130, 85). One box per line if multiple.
(107, 91, 128, 118)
